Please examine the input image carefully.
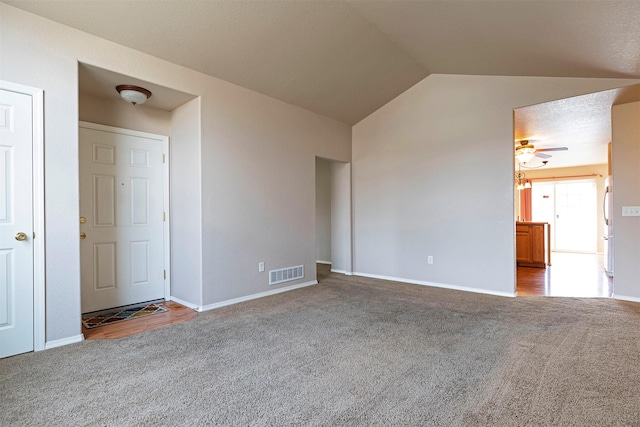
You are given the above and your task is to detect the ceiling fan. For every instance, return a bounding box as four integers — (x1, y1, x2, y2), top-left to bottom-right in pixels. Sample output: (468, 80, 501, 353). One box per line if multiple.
(515, 140, 568, 163)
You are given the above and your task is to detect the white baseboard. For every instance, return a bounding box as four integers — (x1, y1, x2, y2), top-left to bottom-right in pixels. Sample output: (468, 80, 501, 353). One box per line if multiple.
(353, 272, 516, 298)
(614, 294, 640, 303)
(44, 334, 84, 350)
(198, 280, 318, 312)
(331, 269, 353, 276)
(169, 296, 200, 310)
(316, 260, 332, 265)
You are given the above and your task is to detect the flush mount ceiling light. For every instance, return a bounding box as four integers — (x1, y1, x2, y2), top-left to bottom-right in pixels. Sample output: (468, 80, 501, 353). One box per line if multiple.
(116, 85, 152, 105)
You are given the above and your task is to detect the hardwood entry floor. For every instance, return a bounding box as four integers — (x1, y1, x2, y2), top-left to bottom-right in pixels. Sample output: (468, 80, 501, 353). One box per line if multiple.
(517, 252, 613, 297)
(83, 301, 197, 340)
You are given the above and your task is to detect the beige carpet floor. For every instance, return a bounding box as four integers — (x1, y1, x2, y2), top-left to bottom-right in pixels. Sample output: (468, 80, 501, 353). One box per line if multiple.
(2, 267, 640, 426)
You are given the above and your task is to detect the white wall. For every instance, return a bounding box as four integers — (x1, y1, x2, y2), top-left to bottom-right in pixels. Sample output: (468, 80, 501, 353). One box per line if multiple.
(612, 101, 640, 301)
(198, 86, 351, 304)
(1, 4, 350, 342)
(353, 74, 638, 296)
(170, 98, 203, 306)
(315, 158, 331, 263)
(330, 161, 352, 274)
(79, 92, 171, 135)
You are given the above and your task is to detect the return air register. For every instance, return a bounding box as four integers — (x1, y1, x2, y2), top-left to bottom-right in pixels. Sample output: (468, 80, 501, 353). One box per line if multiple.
(269, 265, 304, 286)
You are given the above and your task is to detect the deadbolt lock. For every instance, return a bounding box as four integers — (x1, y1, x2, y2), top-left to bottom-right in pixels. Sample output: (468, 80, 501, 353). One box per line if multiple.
(80, 216, 87, 224)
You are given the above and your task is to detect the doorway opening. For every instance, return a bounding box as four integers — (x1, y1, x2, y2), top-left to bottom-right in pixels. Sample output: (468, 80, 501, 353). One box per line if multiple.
(512, 88, 629, 297)
(518, 177, 612, 297)
(315, 157, 351, 282)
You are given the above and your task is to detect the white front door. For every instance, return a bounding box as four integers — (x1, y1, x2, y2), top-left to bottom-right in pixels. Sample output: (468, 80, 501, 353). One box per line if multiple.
(0, 89, 34, 358)
(79, 124, 167, 313)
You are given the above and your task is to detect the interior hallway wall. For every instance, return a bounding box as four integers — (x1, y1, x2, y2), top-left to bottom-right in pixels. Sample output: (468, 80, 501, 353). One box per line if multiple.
(170, 97, 203, 306)
(330, 161, 352, 274)
(315, 158, 332, 264)
(612, 100, 640, 301)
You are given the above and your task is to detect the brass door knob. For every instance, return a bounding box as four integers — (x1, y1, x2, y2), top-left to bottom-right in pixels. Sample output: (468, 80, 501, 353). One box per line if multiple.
(80, 232, 87, 240)
(15, 232, 28, 241)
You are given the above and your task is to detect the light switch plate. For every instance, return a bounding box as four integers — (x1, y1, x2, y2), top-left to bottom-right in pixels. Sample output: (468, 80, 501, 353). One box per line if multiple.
(622, 206, 640, 216)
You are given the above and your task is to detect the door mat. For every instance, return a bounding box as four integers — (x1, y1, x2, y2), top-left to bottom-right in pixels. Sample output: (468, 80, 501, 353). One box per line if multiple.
(82, 303, 168, 329)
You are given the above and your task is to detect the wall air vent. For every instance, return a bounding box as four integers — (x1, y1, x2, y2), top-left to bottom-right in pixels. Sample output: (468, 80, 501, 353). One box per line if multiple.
(269, 265, 304, 286)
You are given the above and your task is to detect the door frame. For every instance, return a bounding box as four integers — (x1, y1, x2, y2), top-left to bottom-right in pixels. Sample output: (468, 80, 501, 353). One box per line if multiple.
(78, 122, 172, 304)
(1, 80, 46, 352)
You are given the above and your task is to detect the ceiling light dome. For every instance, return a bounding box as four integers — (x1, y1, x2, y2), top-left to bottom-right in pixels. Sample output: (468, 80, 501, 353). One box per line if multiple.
(116, 85, 152, 105)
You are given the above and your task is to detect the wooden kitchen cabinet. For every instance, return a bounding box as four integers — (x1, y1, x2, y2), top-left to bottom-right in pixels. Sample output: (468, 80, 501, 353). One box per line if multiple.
(516, 222, 550, 268)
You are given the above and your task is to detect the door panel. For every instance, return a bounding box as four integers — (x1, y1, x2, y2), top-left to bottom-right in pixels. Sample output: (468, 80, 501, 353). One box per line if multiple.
(80, 126, 165, 313)
(0, 89, 34, 358)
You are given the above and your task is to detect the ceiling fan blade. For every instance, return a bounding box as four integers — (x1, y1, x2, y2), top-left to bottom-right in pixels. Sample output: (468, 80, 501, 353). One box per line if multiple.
(535, 152, 552, 159)
(536, 147, 568, 152)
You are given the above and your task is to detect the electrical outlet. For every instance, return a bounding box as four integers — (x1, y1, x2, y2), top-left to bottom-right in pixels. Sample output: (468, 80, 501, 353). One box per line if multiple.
(258, 262, 265, 272)
(427, 256, 434, 264)
(622, 206, 640, 216)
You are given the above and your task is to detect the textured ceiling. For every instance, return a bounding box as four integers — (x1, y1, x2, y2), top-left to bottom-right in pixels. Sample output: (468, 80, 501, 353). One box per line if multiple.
(5, 0, 640, 125)
(514, 85, 640, 169)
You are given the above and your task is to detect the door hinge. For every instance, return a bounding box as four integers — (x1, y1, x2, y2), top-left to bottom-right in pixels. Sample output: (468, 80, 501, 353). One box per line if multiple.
(33, 232, 36, 239)
(164, 270, 167, 280)
(162, 211, 166, 221)
(162, 154, 166, 163)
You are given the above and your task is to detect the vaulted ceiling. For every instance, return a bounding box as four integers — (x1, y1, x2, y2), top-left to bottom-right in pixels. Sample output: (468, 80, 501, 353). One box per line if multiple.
(5, 0, 640, 125)
(5, 0, 640, 169)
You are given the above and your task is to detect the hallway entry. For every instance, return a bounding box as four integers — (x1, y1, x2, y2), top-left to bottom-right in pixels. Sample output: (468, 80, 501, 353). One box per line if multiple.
(315, 157, 352, 277)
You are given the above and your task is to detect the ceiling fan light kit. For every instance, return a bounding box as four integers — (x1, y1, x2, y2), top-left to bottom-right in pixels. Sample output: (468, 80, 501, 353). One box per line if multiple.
(515, 139, 567, 164)
(515, 148, 535, 163)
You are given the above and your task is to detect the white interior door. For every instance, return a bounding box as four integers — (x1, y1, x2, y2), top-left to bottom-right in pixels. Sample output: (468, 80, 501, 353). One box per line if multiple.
(79, 124, 167, 313)
(0, 88, 34, 358)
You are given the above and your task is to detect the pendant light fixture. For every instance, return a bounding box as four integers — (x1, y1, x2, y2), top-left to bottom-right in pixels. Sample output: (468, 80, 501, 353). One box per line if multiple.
(116, 85, 152, 105)
(515, 164, 532, 190)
